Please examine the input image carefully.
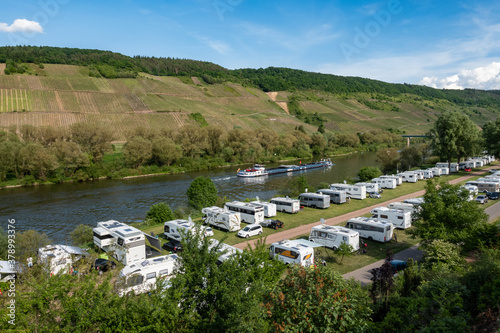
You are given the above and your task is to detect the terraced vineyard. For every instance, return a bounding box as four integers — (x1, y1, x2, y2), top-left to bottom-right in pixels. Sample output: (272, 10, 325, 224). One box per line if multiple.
(0, 63, 498, 139)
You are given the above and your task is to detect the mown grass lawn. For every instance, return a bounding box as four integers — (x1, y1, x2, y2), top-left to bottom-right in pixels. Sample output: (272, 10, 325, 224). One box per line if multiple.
(138, 164, 497, 274)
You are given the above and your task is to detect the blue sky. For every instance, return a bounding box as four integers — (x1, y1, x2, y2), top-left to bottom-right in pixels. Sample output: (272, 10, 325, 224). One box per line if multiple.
(1, 0, 500, 89)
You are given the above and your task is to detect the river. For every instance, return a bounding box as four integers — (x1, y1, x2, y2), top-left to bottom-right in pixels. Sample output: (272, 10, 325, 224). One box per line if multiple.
(0, 152, 379, 243)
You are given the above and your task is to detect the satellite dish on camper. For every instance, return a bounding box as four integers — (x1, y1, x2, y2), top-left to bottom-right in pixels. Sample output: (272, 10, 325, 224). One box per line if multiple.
(343, 180, 347, 184)
(320, 218, 325, 224)
(188, 216, 193, 223)
(256, 196, 260, 202)
(286, 196, 289, 199)
(305, 188, 308, 193)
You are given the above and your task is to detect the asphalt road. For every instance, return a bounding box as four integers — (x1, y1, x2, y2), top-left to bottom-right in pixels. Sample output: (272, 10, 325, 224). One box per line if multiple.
(232, 166, 499, 285)
(234, 167, 496, 250)
(343, 190, 500, 286)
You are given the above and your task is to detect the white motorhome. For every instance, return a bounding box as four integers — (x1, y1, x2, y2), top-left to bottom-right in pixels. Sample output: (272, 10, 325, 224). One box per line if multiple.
(117, 254, 179, 296)
(404, 197, 425, 206)
(387, 202, 418, 217)
(93, 220, 146, 266)
(249, 199, 277, 217)
(38, 244, 88, 275)
(225, 201, 265, 224)
(428, 167, 442, 177)
(370, 206, 412, 229)
(397, 172, 418, 183)
(409, 170, 424, 180)
(462, 185, 478, 201)
(201, 206, 241, 232)
(316, 189, 347, 204)
(436, 163, 458, 173)
(465, 180, 500, 193)
(468, 159, 484, 168)
(345, 217, 394, 243)
(164, 219, 207, 241)
(298, 192, 330, 209)
(459, 161, 475, 170)
(329, 183, 367, 200)
(270, 197, 301, 214)
(208, 239, 243, 265)
(355, 182, 380, 193)
(309, 224, 360, 251)
(379, 175, 403, 186)
(413, 169, 433, 179)
(372, 177, 397, 189)
(477, 177, 500, 184)
(269, 239, 315, 267)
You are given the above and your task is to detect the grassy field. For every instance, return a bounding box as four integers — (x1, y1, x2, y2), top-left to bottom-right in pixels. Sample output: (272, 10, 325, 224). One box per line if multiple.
(128, 165, 498, 275)
(1, 64, 499, 139)
(142, 164, 494, 245)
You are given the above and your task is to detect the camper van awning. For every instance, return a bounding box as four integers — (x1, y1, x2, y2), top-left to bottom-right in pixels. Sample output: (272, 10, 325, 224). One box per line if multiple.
(291, 239, 324, 248)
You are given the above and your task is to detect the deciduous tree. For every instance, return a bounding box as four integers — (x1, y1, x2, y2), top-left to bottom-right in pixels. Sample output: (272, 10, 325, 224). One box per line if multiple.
(358, 166, 382, 181)
(186, 176, 218, 210)
(409, 179, 489, 248)
(264, 266, 371, 332)
(123, 136, 153, 168)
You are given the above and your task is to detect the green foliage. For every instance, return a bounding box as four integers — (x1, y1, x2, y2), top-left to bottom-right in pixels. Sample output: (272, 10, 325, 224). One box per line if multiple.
(409, 179, 489, 249)
(70, 224, 94, 246)
(188, 112, 209, 128)
(186, 176, 218, 210)
(334, 242, 355, 261)
(430, 111, 481, 163)
(421, 239, 465, 270)
(164, 231, 284, 332)
(376, 147, 399, 174)
(399, 145, 423, 170)
(146, 202, 174, 224)
(358, 166, 382, 181)
(482, 118, 500, 158)
(0, 228, 7, 260)
(373, 277, 470, 332)
(123, 136, 153, 168)
(15, 229, 51, 259)
(264, 266, 372, 332)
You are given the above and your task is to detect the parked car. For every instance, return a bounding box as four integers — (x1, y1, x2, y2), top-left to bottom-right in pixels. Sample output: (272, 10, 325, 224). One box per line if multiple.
(91, 258, 116, 275)
(162, 239, 184, 253)
(476, 195, 489, 204)
(261, 219, 284, 229)
(237, 224, 263, 238)
(464, 168, 472, 172)
(389, 260, 408, 274)
(368, 192, 381, 199)
(204, 227, 214, 237)
(486, 192, 500, 200)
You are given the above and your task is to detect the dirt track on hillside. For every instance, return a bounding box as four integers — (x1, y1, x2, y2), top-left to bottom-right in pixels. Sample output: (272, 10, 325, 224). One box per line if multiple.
(234, 167, 494, 250)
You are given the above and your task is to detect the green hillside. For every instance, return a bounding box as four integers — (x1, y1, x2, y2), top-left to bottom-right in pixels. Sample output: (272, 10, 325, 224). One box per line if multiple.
(1, 46, 499, 140)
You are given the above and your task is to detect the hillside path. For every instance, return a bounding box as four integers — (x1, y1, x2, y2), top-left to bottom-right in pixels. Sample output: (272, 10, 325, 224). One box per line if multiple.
(233, 167, 495, 250)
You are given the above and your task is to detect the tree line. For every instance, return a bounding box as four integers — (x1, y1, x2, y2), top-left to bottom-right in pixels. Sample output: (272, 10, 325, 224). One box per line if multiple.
(0, 123, 402, 186)
(0, 177, 498, 331)
(2, 46, 500, 110)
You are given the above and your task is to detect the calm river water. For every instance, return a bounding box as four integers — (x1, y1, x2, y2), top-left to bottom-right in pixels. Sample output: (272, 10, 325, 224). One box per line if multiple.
(0, 152, 379, 243)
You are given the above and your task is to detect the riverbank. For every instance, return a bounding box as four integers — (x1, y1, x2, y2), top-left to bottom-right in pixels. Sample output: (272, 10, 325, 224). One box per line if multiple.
(0, 150, 357, 190)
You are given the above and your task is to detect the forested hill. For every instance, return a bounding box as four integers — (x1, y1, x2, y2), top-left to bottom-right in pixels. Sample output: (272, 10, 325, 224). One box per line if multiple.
(2, 45, 500, 108)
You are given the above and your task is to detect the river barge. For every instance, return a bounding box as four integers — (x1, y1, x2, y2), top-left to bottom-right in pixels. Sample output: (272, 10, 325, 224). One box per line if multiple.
(237, 159, 333, 178)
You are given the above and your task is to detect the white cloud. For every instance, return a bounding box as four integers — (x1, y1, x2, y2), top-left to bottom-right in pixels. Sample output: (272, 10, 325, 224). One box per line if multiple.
(0, 19, 44, 34)
(207, 40, 230, 54)
(190, 33, 231, 55)
(419, 62, 500, 90)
